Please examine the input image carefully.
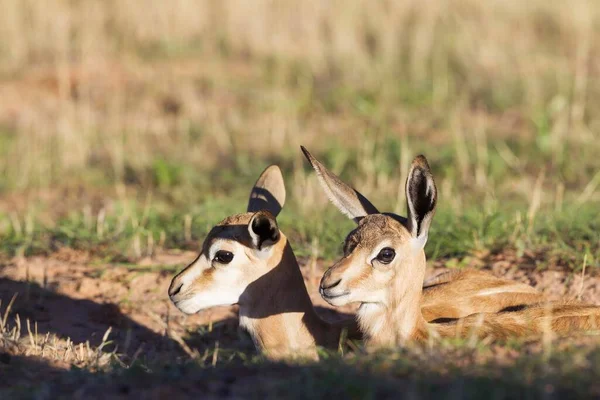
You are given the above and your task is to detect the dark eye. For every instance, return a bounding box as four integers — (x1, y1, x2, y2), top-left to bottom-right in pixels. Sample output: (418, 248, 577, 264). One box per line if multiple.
(214, 250, 234, 264)
(375, 247, 395, 264)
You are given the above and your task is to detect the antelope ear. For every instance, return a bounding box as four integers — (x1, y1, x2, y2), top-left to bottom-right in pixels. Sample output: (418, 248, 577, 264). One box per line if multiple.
(301, 146, 379, 224)
(247, 165, 286, 217)
(405, 155, 437, 248)
(248, 211, 280, 250)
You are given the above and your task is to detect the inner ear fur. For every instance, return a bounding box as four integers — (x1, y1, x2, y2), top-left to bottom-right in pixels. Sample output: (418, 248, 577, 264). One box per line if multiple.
(248, 211, 281, 250)
(405, 155, 437, 240)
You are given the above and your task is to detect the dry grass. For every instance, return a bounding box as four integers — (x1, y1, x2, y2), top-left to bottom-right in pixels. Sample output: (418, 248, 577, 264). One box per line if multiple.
(0, 294, 115, 369)
(0, 0, 599, 199)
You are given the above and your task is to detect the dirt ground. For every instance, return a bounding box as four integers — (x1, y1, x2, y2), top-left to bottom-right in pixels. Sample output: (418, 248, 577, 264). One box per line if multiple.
(1, 248, 600, 369)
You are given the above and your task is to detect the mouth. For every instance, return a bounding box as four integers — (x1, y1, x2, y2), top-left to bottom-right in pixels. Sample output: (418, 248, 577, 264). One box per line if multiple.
(320, 288, 350, 301)
(169, 293, 187, 306)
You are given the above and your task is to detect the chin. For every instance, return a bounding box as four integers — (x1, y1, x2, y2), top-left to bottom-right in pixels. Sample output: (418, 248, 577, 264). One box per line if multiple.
(173, 298, 205, 315)
(173, 292, 241, 315)
(322, 293, 351, 307)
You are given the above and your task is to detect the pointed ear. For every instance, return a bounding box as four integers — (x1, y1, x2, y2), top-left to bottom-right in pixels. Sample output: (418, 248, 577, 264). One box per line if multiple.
(247, 165, 286, 217)
(405, 155, 437, 247)
(248, 211, 281, 250)
(301, 146, 379, 224)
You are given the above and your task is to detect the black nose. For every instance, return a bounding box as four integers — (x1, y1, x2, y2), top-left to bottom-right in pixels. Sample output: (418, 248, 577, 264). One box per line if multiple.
(169, 282, 183, 297)
(321, 279, 341, 291)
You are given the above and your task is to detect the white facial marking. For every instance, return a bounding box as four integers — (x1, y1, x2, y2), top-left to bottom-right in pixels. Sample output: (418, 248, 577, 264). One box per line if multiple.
(173, 239, 254, 314)
(175, 269, 244, 314)
(207, 238, 233, 261)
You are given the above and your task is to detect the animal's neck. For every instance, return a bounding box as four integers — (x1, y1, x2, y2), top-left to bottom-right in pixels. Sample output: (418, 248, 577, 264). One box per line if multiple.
(238, 237, 332, 359)
(358, 252, 430, 347)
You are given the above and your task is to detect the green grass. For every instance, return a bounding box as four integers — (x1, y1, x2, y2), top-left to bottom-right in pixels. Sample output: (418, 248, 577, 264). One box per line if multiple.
(2, 131, 599, 270)
(1, 195, 598, 271)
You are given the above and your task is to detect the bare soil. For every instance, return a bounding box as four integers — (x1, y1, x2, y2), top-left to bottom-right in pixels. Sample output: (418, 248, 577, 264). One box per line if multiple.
(1, 248, 599, 371)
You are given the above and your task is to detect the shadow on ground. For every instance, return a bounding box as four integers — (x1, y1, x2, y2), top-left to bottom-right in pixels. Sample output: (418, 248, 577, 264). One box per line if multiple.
(2, 348, 597, 400)
(5, 276, 596, 399)
(0, 277, 183, 356)
(0, 276, 358, 358)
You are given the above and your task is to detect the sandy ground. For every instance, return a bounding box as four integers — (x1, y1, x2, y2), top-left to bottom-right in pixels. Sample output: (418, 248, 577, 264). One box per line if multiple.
(1, 248, 599, 365)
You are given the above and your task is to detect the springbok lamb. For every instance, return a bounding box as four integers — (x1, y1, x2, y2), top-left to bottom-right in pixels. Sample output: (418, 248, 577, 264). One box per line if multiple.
(301, 146, 544, 322)
(169, 164, 360, 360)
(303, 147, 600, 348)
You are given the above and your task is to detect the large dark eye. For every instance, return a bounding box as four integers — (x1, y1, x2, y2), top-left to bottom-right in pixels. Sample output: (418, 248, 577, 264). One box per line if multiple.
(375, 247, 395, 264)
(214, 250, 234, 264)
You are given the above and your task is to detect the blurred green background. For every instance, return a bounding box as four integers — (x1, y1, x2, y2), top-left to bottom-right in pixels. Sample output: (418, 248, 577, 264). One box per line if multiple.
(0, 0, 598, 269)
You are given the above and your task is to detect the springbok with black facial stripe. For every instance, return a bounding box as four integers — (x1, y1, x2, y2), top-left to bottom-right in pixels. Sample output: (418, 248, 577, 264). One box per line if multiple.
(168, 165, 362, 360)
(302, 148, 600, 347)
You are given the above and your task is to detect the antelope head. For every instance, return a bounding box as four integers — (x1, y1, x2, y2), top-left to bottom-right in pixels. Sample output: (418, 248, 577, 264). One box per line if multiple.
(168, 165, 287, 314)
(302, 147, 437, 311)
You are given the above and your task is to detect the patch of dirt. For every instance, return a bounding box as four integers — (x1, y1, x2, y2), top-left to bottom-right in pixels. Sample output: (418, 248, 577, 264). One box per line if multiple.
(1, 248, 600, 373)
(0, 251, 356, 364)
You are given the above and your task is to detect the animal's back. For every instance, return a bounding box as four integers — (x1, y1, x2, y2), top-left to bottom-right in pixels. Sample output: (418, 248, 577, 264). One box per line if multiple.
(434, 301, 600, 340)
(421, 269, 543, 322)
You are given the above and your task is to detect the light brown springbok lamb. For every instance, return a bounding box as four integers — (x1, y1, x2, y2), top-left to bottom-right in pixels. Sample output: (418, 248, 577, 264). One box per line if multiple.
(301, 147, 543, 322)
(303, 147, 600, 348)
(168, 165, 354, 360)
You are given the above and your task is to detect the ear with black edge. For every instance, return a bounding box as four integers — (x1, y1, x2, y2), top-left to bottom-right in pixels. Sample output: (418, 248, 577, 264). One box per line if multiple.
(248, 211, 281, 250)
(247, 165, 286, 217)
(405, 155, 437, 246)
(301, 145, 379, 224)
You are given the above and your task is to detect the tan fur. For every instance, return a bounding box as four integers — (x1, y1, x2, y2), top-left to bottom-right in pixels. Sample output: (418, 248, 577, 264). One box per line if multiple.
(301, 146, 545, 326)
(421, 269, 542, 321)
(169, 166, 359, 361)
(314, 154, 600, 348)
(233, 223, 347, 359)
(325, 211, 600, 347)
(171, 214, 353, 360)
(431, 302, 600, 341)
